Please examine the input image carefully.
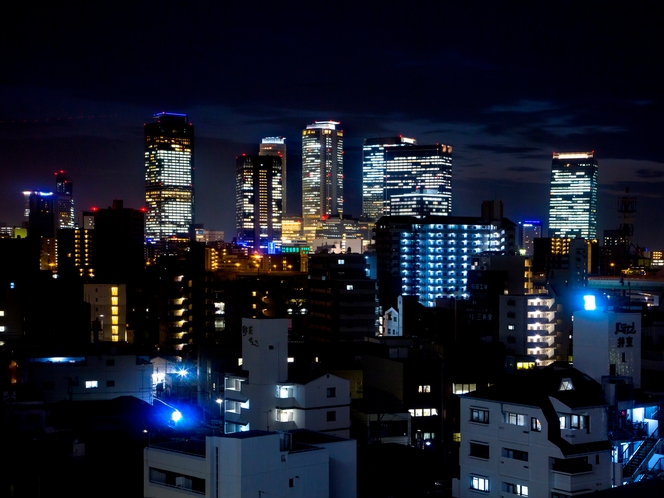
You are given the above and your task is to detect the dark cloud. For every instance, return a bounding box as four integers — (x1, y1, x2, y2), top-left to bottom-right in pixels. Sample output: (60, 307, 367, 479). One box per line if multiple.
(467, 144, 541, 155)
(635, 169, 664, 180)
(508, 166, 542, 173)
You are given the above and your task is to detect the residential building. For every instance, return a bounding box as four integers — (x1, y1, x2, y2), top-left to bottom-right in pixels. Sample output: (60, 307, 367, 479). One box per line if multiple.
(302, 121, 343, 244)
(84, 283, 127, 342)
(259, 136, 287, 213)
(307, 252, 379, 341)
(375, 215, 516, 308)
(362, 136, 417, 220)
(144, 429, 356, 498)
(453, 363, 613, 497)
(235, 154, 283, 254)
(144, 112, 194, 244)
(548, 152, 598, 240)
(28, 353, 153, 404)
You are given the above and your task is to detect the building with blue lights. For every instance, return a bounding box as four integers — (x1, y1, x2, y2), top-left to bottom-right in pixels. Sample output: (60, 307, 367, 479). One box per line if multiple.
(376, 216, 516, 308)
(144, 112, 194, 244)
(235, 154, 283, 253)
(548, 152, 598, 240)
(259, 136, 287, 213)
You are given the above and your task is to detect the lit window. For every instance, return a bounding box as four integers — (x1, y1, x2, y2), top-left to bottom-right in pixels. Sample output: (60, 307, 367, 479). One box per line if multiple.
(471, 476, 489, 492)
(111, 297, 119, 305)
(508, 324, 515, 330)
(471, 408, 489, 424)
(111, 306, 118, 315)
(338, 259, 344, 265)
(505, 412, 526, 426)
(559, 416, 567, 429)
(504, 482, 529, 496)
(418, 385, 431, 393)
(85, 380, 98, 389)
(559, 379, 574, 391)
(111, 316, 118, 325)
(287, 357, 294, 363)
(0, 310, 4, 316)
(0, 326, 5, 332)
(111, 286, 118, 296)
(346, 285, 354, 290)
(453, 383, 476, 394)
(531, 417, 541, 432)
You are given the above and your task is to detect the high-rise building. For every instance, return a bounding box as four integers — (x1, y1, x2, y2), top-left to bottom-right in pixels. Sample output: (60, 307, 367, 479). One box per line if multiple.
(23, 190, 55, 239)
(301, 121, 343, 244)
(259, 137, 287, 213)
(144, 112, 194, 243)
(362, 136, 417, 219)
(362, 138, 452, 220)
(55, 170, 74, 229)
(236, 154, 283, 253)
(384, 144, 452, 216)
(548, 151, 598, 240)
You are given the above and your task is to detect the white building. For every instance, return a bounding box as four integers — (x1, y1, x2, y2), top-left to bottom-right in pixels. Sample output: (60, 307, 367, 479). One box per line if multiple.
(144, 429, 356, 498)
(574, 309, 642, 389)
(218, 319, 351, 437)
(28, 353, 153, 404)
(453, 363, 612, 497)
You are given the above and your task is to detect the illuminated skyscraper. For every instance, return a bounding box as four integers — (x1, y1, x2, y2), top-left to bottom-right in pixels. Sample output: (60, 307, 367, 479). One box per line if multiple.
(301, 121, 343, 244)
(144, 112, 194, 242)
(362, 138, 452, 220)
(362, 136, 418, 219)
(259, 137, 287, 213)
(55, 170, 74, 229)
(548, 152, 598, 240)
(236, 154, 283, 253)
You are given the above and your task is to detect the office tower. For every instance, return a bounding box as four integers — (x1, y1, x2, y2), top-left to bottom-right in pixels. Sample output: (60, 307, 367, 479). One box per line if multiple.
(384, 144, 452, 216)
(54, 170, 74, 229)
(548, 151, 598, 240)
(259, 137, 287, 213)
(301, 121, 343, 244)
(389, 190, 451, 218)
(236, 154, 283, 253)
(144, 112, 194, 243)
(521, 220, 542, 256)
(362, 136, 417, 219)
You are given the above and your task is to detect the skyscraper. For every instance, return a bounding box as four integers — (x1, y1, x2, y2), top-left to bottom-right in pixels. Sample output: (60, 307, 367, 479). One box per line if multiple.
(362, 136, 417, 219)
(362, 138, 452, 220)
(301, 121, 343, 244)
(55, 170, 74, 229)
(259, 137, 287, 213)
(548, 151, 598, 240)
(144, 112, 194, 243)
(236, 154, 283, 253)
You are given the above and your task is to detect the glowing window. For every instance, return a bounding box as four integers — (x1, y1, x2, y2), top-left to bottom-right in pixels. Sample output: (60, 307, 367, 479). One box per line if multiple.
(111, 307, 118, 316)
(111, 316, 118, 325)
(111, 287, 118, 296)
(111, 297, 119, 305)
(85, 380, 98, 389)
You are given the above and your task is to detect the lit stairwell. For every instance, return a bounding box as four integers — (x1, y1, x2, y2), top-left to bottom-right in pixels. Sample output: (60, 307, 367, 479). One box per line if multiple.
(623, 436, 661, 481)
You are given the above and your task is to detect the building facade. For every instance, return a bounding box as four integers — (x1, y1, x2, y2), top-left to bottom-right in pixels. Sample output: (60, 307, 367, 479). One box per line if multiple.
(259, 136, 287, 213)
(362, 136, 417, 219)
(548, 152, 598, 240)
(235, 154, 283, 253)
(144, 112, 194, 243)
(302, 121, 343, 244)
(55, 170, 74, 229)
(520, 220, 542, 256)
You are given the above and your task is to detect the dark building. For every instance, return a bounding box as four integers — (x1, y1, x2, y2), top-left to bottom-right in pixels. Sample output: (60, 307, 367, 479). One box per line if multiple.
(235, 154, 283, 253)
(54, 170, 74, 229)
(25, 190, 55, 239)
(307, 252, 378, 341)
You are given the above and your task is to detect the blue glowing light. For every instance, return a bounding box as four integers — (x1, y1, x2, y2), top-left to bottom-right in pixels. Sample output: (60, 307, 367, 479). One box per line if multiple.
(177, 368, 188, 377)
(171, 410, 182, 423)
(583, 295, 596, 311)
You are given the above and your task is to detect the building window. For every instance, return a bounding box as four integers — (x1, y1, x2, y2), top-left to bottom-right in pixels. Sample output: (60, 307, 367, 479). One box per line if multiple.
(502, 447, 528, 461)
(505, 412, 526, 426)
(419, 385, 431, 393)
(570, 414, 589, 430)
(471, 408, 489, 424)
(559, 379, 574, 391)
(338, 259, 345, 265)
(504, 482, 529, 496)
(470, 476, 489, 492)
(327, 411, 336, 422)
(0, 326, 5, 332)
(507, 324, 515, 330)
(106, 380, 115, 387)
(531, 417, 541, 432)
(453, 383, 476, 394)
(469, 442, 490, 459)
(85, 380, 98, 389)
(559, 416, 567, 429)
(327, 387, 336, 398)
(111, 286, 118, 296)
(346, 284, 354, 290)
(289, 478, 294, 488)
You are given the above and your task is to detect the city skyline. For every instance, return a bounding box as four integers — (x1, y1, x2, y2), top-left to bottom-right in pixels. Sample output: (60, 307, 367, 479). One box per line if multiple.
(1, 3, 662, 248)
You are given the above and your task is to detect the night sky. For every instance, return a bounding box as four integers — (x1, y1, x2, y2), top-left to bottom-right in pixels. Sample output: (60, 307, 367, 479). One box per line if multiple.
(2, 2, 663, 248)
